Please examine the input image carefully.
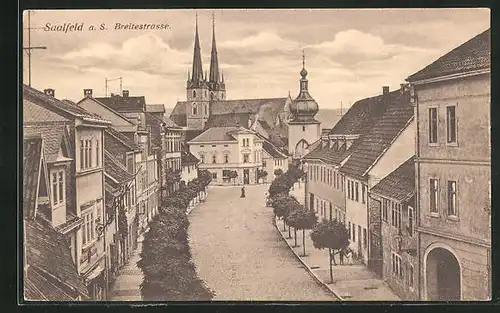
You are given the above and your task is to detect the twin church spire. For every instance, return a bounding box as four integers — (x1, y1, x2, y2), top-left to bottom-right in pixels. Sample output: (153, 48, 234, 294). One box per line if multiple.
(187, 12, 225, 98)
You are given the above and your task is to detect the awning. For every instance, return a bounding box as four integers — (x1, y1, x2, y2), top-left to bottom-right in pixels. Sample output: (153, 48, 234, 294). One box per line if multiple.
(86, 265, 104, 281)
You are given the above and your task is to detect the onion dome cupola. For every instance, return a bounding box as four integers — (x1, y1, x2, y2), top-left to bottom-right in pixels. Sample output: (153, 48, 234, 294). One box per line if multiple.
(289, 50, 319, 123)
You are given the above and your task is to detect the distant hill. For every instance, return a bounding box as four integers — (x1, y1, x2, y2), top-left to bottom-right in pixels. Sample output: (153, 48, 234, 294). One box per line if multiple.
(164, 107, 343, 130)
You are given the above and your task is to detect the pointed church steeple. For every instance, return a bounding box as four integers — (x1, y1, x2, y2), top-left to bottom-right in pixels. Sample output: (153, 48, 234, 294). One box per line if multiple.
(191, 13, 204, 87)
(209, 12, 221, 88)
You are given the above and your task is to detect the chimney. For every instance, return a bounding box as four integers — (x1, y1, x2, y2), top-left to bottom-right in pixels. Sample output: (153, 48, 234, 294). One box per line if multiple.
(44, 88, 55, 97)
(122, 90, 129, 97)
(382, 86, 389, 96)
(84, 89, 93, 98)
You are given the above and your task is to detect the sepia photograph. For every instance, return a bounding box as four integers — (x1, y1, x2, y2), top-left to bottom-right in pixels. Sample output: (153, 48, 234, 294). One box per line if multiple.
(21, 8, 491, 302)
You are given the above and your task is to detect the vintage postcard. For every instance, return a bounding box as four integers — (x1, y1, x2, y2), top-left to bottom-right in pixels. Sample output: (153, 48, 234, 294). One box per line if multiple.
(21, 8, 491, 302)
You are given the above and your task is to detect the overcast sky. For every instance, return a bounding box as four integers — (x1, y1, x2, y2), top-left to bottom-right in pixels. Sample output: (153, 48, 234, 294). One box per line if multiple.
(23, 9, 489, 110)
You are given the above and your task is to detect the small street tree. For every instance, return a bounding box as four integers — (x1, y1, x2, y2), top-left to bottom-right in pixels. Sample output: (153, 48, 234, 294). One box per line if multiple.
(310, 219, 349, 283)
(274, 168, 284, 177)
(257, 169, 268, 184)
(286, 208, 317, 255)
(272, 193, 291, 232)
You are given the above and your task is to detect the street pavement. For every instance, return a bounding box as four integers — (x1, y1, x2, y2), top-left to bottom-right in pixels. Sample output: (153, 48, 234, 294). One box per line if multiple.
(109, 237, 144, 301)
(188, 184, 338, 301)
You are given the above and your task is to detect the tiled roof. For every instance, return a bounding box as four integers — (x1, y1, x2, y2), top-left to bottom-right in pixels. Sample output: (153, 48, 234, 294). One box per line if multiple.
(262, 140, 288, 159)
(23, 123, 67, 163)
(303, 140, 355, 165)
(104, 150, 134, 184)
(23, 85, 109, 122)
(23, 136, 42, 218)
(23, 99, 69, 123)
(185, 130, 203, 142)
(407, 28, 490, 82)
(25, 267, 74, 301)
(329, 91, 398, 136)
(25, 216, 88, 300)
(105, 127, 141, 151)
(145, 112, 164, 148)
(163, 116, 181, 129)
(189, 126, 239, 143)
(206, 113, 252, 128)
(170, 97, 287, 128)
(181, 150, 199, 165)
(94, 94, 146, 113)
(258, 120, 285, 147)
(146, 104, 166, 113)
(340, 91, 414, 180)
(371, 156, 415, 202)
(54, 211, 82, 235)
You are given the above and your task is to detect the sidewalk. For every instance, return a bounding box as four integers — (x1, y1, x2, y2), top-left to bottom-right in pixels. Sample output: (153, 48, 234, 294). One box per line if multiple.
(109, 236, 144, 301)
(280, 184, 400, 301)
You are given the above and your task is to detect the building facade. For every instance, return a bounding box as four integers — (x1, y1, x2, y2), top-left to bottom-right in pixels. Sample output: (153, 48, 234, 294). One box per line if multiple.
(407, 28, 491, 301)
(188, 126, 264, 185)
(370, 157, 418, 300)
(24, 85, 112, 300)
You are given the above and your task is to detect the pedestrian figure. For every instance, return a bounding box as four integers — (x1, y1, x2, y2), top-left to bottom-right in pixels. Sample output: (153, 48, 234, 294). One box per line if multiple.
(241, 186, 246, 198)
(330, 249, 337, 266)
(339, 248, 345, 265)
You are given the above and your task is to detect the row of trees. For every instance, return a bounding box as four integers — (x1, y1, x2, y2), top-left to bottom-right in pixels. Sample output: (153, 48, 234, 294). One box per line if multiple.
(137, 170, 215, 300)
(268, 165, 349, 283)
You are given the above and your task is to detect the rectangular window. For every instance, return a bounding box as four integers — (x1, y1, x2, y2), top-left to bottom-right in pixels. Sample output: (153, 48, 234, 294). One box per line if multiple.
(446, 106, 457, 143)
(200, 155, 205, 163)
(447, 180, 457, 216)
(408, 264, 414, 288)
(362, 185, 366, 204)
(224, 154, 229, 163)
(95, 139, 100, 166)
(382, 199, 388, 222)
(51, 172, 58, 205)
(429, 107, 438, 144)
(363, 228, 367, 247)
(243, 154, 250, 163)
(358, 225, 361, 244)
(353, 223, 356, 242)
(80, 140, 84, 169)
(392, 203, 401, 229)
(58, 171, 64, 203)
(355, 182, 359, 202)
(430, 178, 439, 214)
(348, 222, 351, 240)
(87, 140, 92, 167)
(263, 160, 267, 167)
(408, 206, 414, 237)
(82, 211, 95, 247)
(212, 172, 217, 179)
(212, 155, 217, 164)
(347, 180, 351, 199)
(391, 252, 402, 277)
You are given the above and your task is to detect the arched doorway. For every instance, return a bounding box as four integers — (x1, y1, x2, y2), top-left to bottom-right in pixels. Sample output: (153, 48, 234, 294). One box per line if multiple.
(425, 247, 461, 300)
(295, 139, 309, 158)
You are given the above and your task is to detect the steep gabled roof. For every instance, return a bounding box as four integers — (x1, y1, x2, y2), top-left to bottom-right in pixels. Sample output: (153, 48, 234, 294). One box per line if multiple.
(146, 104, 166, 113)
(258, 120, 286, 147)
(104, 150, 134, 185)
(181, 150, 200, 165)
(329, 91, 396, 136)
(23, 136, 43, 218)
(23, 99, 69, 123)
(371, 156, 415, 202)
(303, 140, 355, 166)
(407, 28, 490, 82)
(23, 122, 69, 163)
(188, 126, 239, 143)
(23, 85, 109, 123)
(105, 127, 141, 151)
(25, 216, 88, 300)
(94, 94, 146, 113)
(340, 91, 414, 180)
(76, 96, 136, 126)
(262, 140, 288, 159)
(163, 116, 181, 129)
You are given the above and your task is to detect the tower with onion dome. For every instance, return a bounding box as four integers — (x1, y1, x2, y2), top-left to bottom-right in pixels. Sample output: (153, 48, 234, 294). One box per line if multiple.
(288, 51, 321, 159)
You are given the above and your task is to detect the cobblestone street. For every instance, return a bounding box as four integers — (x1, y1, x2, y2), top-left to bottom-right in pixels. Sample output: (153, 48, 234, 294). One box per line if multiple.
(188, 185, 338, 301)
